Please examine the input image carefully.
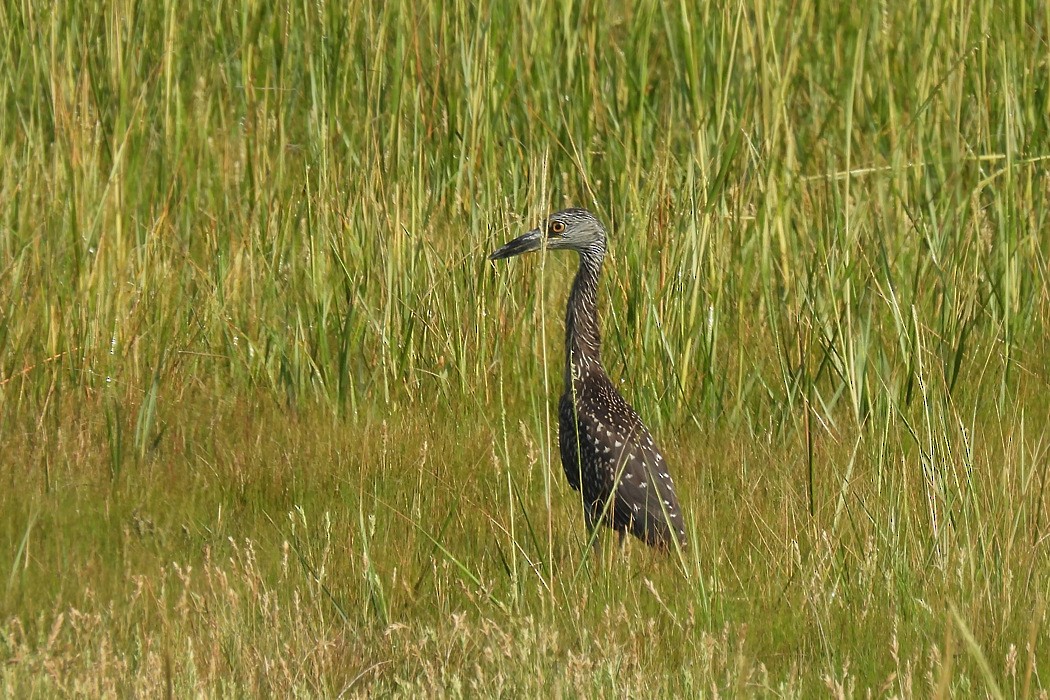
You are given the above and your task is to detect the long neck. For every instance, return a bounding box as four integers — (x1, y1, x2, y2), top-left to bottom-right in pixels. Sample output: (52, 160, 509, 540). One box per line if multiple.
(565, 245, 606, 392)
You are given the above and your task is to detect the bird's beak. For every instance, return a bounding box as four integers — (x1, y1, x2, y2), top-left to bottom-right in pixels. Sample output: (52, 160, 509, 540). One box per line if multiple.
(489, 228, 542, 261)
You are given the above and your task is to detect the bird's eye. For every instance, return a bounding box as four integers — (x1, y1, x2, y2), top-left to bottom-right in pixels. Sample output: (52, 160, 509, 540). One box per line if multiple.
(549, 221, 566, 235)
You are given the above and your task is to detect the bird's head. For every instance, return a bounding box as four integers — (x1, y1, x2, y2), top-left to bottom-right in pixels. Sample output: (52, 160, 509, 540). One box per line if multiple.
(489, 208, 606, 261)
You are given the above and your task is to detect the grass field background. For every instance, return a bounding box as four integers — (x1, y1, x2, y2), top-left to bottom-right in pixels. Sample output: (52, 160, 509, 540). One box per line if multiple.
(2, 0, 1049, 695)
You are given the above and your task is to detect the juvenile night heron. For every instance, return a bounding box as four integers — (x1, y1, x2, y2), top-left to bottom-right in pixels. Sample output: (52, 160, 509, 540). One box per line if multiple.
(490, 208, 687, 550)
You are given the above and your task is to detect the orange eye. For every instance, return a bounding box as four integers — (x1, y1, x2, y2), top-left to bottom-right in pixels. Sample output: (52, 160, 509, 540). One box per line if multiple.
(550, 221, 566, 235)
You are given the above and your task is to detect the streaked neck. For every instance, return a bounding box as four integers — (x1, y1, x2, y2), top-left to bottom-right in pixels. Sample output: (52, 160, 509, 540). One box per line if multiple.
(564, 245, 606, 393)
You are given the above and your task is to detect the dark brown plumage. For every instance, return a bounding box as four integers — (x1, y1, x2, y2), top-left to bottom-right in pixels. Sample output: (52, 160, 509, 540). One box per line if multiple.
(490, 208, 687, 549)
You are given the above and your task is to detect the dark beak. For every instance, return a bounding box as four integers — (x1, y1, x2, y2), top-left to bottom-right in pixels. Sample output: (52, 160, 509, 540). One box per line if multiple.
(489, 228, 542, 261)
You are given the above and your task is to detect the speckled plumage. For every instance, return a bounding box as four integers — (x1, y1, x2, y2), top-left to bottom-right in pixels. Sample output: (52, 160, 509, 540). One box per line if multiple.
(491, 208, 687, 550)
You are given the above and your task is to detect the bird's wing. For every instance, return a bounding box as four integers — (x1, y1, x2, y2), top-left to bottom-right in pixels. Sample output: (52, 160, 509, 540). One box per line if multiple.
(576, 381, 687, 547)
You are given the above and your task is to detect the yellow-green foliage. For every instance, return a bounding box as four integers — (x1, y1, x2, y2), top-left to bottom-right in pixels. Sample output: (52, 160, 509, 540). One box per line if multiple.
(2, 0, 1049, 695)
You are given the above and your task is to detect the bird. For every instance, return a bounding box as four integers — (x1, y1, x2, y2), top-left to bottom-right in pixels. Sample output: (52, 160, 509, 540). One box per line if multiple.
(489, 208, 687, 550)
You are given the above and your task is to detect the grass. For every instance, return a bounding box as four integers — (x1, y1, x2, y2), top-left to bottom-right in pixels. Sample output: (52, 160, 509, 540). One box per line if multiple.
(1, 0, 1049, 695)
